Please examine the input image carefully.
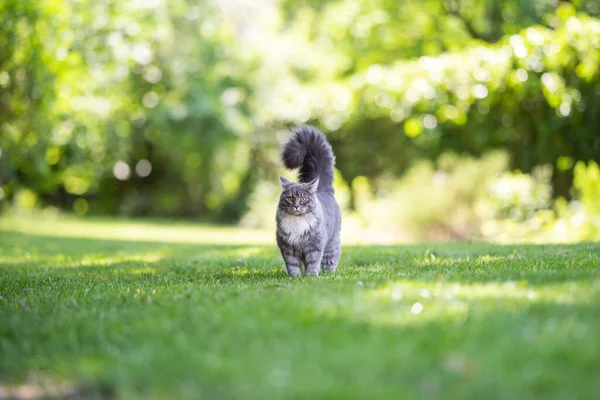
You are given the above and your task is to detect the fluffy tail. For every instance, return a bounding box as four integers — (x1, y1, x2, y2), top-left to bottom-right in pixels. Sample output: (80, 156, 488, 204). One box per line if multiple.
(281, 125, 335, 193)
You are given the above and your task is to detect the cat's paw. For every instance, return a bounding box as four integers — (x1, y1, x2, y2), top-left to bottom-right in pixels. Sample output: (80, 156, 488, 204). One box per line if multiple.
(287, 268, 301, 278)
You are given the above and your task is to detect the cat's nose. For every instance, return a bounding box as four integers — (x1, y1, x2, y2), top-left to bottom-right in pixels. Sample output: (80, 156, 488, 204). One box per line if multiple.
(293, 205, 299, 210)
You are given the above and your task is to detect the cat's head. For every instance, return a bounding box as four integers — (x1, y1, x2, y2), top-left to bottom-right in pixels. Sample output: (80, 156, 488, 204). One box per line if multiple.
(278, 176, 319, 216)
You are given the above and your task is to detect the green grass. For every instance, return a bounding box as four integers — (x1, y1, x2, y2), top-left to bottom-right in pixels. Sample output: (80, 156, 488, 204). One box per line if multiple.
(1, 216, 599, 399)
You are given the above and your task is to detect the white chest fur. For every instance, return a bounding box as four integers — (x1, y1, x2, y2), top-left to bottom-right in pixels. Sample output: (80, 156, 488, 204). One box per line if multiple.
(278, 213, 316, 245)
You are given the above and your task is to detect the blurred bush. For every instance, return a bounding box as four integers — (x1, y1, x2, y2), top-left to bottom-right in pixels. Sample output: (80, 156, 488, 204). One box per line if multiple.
(243, 152, 507, 241)
(345, 152, 508, 241)
(482, 160, 600, 242)
(242, 154, 600, 243)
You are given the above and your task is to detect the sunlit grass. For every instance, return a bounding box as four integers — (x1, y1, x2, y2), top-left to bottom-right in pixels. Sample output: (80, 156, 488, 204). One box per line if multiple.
(0, 212, 420, 245)
(0, 213, 274, 245)
(1, 215, 599, 399)
(358, 279, 598, 327)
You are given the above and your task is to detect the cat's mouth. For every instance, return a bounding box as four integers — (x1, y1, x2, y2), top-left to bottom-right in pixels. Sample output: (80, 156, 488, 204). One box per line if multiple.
(285, 208, 304, 216)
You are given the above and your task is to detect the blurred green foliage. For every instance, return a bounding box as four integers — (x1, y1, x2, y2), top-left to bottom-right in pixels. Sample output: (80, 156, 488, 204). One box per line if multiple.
(483, 160, 600, 242)
(276, 2, 600, 197)
(1, 0, 599, 222)
(1, 0, 256, 218)
(242, 153, 600, 242)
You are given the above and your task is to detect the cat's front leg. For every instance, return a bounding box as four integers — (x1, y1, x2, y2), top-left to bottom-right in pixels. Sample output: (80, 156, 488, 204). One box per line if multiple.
(280, 249, 302, 278)
(304, 248, 323, 277)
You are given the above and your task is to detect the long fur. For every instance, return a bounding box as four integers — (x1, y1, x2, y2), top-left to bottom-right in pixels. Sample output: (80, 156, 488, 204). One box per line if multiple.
(276, 125, 342, 277)
(281, 125, 335, 193)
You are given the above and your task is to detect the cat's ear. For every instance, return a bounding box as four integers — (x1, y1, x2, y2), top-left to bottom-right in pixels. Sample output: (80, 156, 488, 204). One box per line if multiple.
(306, 177, 319, 193)
(279, 176, 292, 189)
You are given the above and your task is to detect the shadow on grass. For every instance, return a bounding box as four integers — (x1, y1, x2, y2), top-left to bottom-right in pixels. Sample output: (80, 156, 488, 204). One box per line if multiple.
(1, 296, 599, 399)
(0, 381, 115, 400)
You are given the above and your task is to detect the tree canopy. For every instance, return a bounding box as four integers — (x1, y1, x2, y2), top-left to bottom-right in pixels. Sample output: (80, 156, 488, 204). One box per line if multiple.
(1, 0, 599, 218)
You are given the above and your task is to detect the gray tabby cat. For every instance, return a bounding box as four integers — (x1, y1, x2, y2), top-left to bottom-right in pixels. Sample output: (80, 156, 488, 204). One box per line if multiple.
(276, 125, 342, 277)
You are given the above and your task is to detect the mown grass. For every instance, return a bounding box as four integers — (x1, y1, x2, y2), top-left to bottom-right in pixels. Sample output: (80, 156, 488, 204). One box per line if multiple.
(1, 216, 599, 399)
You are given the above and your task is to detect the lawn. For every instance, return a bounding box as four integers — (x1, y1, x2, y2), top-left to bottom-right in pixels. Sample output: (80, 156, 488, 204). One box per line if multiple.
(1, 215, 599, 399)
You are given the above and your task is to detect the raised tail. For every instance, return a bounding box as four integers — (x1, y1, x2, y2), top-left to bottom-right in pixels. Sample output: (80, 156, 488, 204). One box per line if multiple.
(281, 125, 335, 193)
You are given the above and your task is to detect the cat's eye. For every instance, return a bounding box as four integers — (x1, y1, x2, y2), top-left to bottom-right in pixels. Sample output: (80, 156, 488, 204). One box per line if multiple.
(300, 196, 307, 203)
(286, 196, 294, 203)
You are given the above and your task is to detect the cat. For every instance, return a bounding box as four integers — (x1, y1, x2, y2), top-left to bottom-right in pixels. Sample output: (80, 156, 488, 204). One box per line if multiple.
(276, 125, 342, 277)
